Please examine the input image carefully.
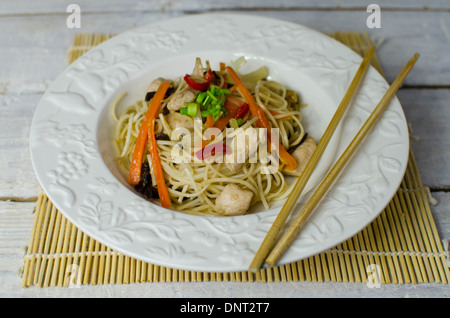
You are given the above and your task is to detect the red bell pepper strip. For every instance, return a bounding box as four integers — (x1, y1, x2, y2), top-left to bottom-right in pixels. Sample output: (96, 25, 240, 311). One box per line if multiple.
(184, 68, 214, 91)
(233, 103, 249, 120)
(195, 142, 231, 160)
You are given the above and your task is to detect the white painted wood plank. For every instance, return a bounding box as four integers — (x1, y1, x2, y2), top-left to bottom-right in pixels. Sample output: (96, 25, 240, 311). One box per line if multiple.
(0, 201, 35, 294)
(1, 0, 450, 15)
(9, 280, 450, 297)
(430, 191, 450, 240)
(241, 10, 450, 87)
(0, 94, 41, 199)
(1, 10, 449, 92)
(0, 201, 34, 253)
(399, 89, 450, 190)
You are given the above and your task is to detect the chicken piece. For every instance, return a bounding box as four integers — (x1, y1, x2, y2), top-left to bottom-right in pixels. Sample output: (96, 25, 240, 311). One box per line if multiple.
(283, 136, 316, 176)
(225, 128, 258, 172)
(146, 77, 167, 93)
(165, 112, 194, 131)
(167, 88, 196, 111)
(215, 184, 254, 216)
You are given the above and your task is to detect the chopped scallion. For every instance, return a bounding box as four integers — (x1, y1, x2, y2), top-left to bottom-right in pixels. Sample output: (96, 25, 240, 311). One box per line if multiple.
(196, 92, 206, 104)
(212, 111, 221, 121)
(186, 102, 198, 117)
(206, 90, 217, 102)
(186, 84, 232, 120)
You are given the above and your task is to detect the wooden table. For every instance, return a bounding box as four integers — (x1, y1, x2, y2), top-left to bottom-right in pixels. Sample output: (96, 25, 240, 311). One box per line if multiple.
(1, 0, 449, 298)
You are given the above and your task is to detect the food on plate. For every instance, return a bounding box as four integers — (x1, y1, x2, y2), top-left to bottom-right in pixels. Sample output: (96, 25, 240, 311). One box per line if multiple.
(113, 57, 316, 216)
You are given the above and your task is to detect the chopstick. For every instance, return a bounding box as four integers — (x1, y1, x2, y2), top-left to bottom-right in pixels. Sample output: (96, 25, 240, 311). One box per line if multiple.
(248, 46, 376, 272)
(264, 52, 420, 268)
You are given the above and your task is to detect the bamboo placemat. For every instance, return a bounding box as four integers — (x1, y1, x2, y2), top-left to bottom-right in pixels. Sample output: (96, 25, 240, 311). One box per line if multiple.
(21, 32, 450, 287)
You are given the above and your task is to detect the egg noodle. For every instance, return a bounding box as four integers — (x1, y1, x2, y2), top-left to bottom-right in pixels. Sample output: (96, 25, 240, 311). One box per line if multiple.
(112, 58, 309, 216)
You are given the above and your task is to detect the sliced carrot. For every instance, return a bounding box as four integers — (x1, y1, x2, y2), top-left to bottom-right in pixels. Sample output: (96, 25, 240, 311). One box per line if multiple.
(206, 115, 215, 129)
(278, 143, 298, 171)
(226, 67, 261, 118)
(148, 119, 171, 208)
(256, 108, 271, 131)
(226, 66, 297, 170)
(128, 81, 171, 186)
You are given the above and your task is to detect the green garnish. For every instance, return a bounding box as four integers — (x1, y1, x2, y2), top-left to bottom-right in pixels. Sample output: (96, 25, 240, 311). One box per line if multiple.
(196, 93, 206, 104)
(184, 85, 231, 120)
(206, 90, 218, 102)
(180, 102, 198, 117)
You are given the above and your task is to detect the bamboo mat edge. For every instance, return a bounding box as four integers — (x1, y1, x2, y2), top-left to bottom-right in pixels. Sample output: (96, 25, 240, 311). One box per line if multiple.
(20, 31, 450, 288)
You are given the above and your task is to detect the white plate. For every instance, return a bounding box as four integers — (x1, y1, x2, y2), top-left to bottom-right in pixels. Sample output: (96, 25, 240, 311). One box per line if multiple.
(30, 13, 409, 272)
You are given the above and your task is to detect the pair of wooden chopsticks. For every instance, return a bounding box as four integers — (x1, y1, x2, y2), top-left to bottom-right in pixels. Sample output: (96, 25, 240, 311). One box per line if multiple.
(249, 48, 420, 272)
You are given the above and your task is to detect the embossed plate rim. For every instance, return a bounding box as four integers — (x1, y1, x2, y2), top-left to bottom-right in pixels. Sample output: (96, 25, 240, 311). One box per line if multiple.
(29, 13, 409, 272)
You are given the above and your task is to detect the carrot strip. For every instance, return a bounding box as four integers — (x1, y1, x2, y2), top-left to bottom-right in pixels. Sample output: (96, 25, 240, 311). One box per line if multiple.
(128, 81, 171, 186)
(226, 67, 262, 119)
(148, 120, 171, 208)
(226, 66, 297, 170)
(206, 115, 215, 128)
